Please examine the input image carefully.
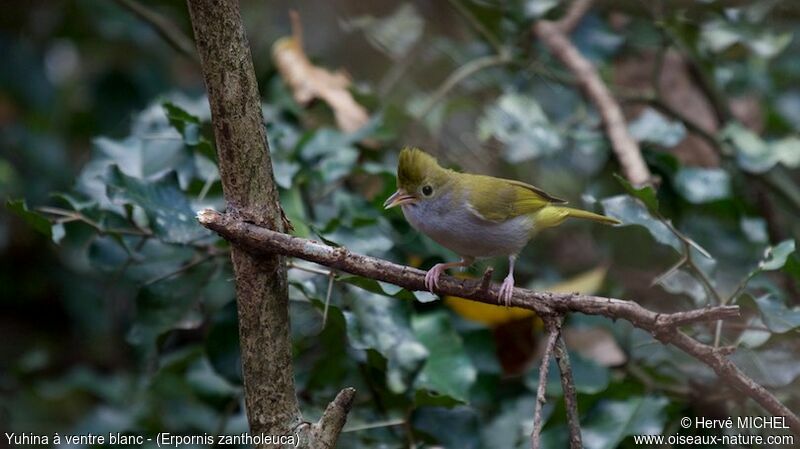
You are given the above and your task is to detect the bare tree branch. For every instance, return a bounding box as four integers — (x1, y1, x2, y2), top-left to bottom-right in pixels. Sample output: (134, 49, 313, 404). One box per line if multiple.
(310, 388, 357, 448)
(187, 0, 297, 444)
(197, 209, 800, 437)
(557, 0, 595, 34)
(531, 319, 561, 449)
(554, 336, 582, 449)
(187, 5, 355, 447)
(533, 1, 652, 186)
(116, 0, 197, 62)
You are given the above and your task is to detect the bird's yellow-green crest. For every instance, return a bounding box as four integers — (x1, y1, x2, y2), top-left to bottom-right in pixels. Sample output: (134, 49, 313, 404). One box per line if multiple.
(397, 147, 447, 192)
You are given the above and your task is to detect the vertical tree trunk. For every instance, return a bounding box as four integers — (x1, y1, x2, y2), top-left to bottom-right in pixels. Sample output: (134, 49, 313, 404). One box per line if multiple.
(186, 0, 301, 440)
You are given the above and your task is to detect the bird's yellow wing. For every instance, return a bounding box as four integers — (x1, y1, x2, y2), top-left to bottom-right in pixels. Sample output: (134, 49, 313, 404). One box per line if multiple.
(463, 174, 566, 222)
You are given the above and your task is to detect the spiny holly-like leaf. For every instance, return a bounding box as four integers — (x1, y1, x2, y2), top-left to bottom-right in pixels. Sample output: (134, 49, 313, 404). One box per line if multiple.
(106, 166, 209, 244)
(478, 92, 563, 162)
(731, 340, 800, 388)
(7, 199, 53, 240)
(722, 123, 800, 173)
(741, 293, 800, 334)
(674, 167, 731, 204)
(614, 174, 659, 213)
(759, 239, 795, 271)
(525, 351, 610, 395)
(340, 275, 437, 303)
(412, 406, 480, 449)
(344, 292, 428, 393)
(412, 311, 477, 406)
(342, 3, 424, 59)
(581, 396, 669, 449)
(206, 302, 242, 385)
(601, 195, 679, 251)
(126, 263, 214, 351)
(628, 108, 686, 147)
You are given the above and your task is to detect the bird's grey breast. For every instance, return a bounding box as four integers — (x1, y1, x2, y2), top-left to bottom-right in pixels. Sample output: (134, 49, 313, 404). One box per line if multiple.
(401, 192, 534, 258)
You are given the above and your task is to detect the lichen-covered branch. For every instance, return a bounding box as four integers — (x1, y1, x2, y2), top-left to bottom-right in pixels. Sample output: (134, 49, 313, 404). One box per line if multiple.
(310, 387, 357, 449)
(197, 209, 800, 437)
(531, 320, 561, 449)
(554, 336, 582, 449)
(187, 3, 358, 448)
(533, 1, 652, 186)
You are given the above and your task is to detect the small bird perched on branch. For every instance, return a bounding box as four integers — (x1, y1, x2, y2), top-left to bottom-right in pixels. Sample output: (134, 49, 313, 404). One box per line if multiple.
(384, 147, 620, 306)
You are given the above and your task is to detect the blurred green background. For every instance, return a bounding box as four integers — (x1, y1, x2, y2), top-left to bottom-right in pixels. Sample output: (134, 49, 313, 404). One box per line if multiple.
(3, 1, 800, 448)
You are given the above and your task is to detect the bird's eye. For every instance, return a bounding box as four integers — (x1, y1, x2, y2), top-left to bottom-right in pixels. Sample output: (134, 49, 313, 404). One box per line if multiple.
(422, 185, 433, 196)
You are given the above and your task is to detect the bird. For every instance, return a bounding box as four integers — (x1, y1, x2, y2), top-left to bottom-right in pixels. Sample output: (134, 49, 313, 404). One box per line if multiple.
(383, 147, 620, 306)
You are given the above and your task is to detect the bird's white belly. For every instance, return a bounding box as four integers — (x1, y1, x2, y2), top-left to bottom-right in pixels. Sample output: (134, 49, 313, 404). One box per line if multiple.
(402, 198, 534, 258)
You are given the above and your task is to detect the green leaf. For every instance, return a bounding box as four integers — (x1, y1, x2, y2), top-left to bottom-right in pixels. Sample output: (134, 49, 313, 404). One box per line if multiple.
(342, 3, 424, 59)
(186, 357, 240, 408)
(412, 406, 480, 449)
(759, 239, 795, 271)
(412, 311, 477, 405)
(340, 275, 437, 303)
(581, 396, 669, 449)
(613, 174, 659, 213)
(740, 216, 769, 244)
(525, 351, 610, 395)
(7, 199, 52, 240)
(344, 293, 428, 393)
(206, 302, 242, 385)
(700, 20, 790, 58)
(273, 159, 300, 189)
(601, 195, 680, 251)
(674, 167, 731, 204)
(628, 108, 686, 147)
(742, 293, 800, 333)
(478, 92, 563, 162)
(731, 340, 800, 388)
(127, 263, 213, 351)
(656, 268, 707, 305)
(324, 224, 394, 257)
(300, 128, 360, 184)
(722, 123, 800, 173)
(482, 395, 537, 449)
(525, 0, 559, 18)
(106, 166, 209, 244)
(162, 101, 200, 143)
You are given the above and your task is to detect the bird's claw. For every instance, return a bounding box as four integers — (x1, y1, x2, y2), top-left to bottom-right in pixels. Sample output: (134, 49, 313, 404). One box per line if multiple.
(425, 263, 445, 292)
(498, 275, 515, 307)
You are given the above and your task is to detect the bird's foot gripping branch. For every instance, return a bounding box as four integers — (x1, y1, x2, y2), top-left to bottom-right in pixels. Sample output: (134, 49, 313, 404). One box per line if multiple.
(197, 209, 800, 441)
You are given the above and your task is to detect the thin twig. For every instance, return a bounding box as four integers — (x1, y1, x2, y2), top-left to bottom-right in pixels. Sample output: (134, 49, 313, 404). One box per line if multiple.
(417, 53, 512, 119)
(533, 3, 652, 186)
(557, 0, 595, 34)
(342, 418, 406, 433)
(197, 209, 800, 437)
(114, 0, 198, 62)
(554, 335, 582, 449)
(531, 318, 562, 449)
(143, 253, 216, 286)
(38, 206, 152, 236)
(446, 0, 504, 54)
(310, 387, 357, 448)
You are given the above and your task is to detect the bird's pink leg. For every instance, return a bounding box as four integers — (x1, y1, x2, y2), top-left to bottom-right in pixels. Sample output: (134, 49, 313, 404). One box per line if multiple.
(498, 255, 517, 307)
(425, 257, 473, 292)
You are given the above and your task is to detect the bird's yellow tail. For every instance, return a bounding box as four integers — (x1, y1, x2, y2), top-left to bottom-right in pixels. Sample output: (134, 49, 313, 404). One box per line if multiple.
(535, 206, 621, 229)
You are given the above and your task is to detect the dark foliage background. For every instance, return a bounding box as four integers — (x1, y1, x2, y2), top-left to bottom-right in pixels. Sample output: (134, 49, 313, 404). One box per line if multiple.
(3, 1, 800, 448)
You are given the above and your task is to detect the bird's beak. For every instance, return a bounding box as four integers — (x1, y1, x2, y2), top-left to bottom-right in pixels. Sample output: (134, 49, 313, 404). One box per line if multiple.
(383, 189, 417, 209)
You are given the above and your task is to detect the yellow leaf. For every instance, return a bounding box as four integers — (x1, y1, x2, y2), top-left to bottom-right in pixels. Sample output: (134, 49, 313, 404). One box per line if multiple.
(271, 11, 369, 134)
(445, 266, 608, 327)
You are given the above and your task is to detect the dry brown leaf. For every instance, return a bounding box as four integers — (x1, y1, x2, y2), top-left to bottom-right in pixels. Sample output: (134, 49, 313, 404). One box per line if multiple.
(563, 326, 627, 367)
(272, 11, 369, 134)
